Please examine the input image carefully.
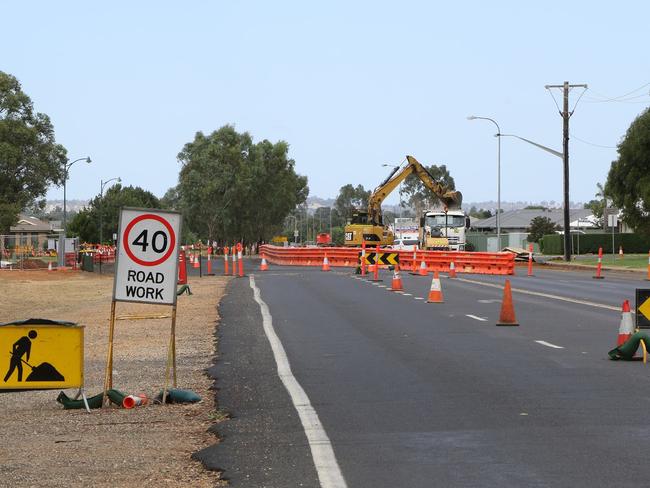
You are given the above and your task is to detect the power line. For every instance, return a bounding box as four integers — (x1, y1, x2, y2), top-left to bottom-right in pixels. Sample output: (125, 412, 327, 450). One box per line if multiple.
(571, 134, 617, 149)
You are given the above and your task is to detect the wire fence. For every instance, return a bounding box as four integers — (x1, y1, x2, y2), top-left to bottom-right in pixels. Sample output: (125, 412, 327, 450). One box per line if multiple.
(0, 235, 116, 270)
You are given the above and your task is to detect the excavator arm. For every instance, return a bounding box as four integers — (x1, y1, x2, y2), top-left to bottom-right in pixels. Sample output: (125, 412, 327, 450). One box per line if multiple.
(366, 155, 462, 225)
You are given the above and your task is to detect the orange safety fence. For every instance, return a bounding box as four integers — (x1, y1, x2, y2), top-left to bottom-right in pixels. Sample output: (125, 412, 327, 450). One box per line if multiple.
(260, 245, 515, 275)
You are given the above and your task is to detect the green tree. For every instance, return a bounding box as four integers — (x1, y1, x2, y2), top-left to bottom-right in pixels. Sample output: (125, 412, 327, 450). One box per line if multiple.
(160, 186, 180, 210)
(469, 206, 492, 219)
(334, 184, 371, 220)
(400, 164, 455, 214)
(583, 182, 606, 227)
(527, 216, 559, 243)
(605, 108, 650, 233)
(177, 125, 308, 244)
(0, 71, 67, 232)
(67, 184, 161, 242)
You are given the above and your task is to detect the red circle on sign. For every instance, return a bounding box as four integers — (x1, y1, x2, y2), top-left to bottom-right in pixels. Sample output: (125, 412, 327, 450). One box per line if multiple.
(123, 214, 176, 266)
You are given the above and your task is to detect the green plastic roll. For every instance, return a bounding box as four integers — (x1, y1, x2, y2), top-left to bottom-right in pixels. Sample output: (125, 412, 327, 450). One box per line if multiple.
(56, 389, 129, 409)
(155, 388, 201, 404)
(608, 331, 650, 360)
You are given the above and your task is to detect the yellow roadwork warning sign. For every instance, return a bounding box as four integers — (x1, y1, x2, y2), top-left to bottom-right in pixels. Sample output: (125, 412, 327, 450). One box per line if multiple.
(0, 319, 84, 390)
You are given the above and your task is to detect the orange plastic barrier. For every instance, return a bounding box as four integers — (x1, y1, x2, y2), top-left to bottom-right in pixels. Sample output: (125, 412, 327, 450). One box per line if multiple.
(260, 245, 515, 275)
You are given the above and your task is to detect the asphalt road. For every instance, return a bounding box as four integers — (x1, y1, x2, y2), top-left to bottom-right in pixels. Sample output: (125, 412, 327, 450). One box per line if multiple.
(197, 260, 650, 487)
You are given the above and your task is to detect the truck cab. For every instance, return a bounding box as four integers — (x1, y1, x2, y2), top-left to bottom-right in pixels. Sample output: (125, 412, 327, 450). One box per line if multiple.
(420, 209, 470, 251)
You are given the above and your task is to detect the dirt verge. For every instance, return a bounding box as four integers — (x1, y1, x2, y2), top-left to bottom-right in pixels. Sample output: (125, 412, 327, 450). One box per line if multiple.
(0, 270, 229, 487)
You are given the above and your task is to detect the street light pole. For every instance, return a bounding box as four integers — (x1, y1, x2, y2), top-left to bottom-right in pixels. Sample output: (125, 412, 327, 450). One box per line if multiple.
(99, 177, 121, 245)
(60, 156, 91, 267)
(467, 116, 501, 248)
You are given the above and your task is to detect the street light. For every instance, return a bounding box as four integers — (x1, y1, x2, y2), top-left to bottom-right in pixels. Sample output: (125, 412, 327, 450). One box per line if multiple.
(499, 133, 570, 259)
(99, 177, 121, 245)
(60, 156, 91, 267)
(467, 116, 501, 247)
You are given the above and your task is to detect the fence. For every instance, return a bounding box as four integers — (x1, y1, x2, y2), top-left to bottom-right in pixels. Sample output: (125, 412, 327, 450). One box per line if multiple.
(0, 235, 116, 270)
(540, 232, 650, 255)
(260, 245, 515, 275)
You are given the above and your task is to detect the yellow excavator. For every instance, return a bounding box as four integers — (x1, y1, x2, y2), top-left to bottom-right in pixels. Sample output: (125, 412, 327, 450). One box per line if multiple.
(343, 155, 462, 247)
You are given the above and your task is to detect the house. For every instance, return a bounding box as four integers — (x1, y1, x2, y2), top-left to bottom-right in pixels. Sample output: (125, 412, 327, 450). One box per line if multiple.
(7, 215, 61, 250)
(472, 208, 599, 233)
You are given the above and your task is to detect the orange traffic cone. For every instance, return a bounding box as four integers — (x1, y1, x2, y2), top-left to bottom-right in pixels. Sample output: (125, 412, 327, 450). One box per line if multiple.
(449, 261, 457, 278)
(260, 252, 269, 271)
(322, 252, 331, 271)
(418, 259, 428, 276)
(122, 393, 148, 409)
(617, 300, 635, 346)
(619, 245, 624, 258)
(496, 279, 519, 326)
(48, 261, 53, 272)
(391, 264, 404, 291)
(193, 252, 200, 269)
(426, 271, 444, 303)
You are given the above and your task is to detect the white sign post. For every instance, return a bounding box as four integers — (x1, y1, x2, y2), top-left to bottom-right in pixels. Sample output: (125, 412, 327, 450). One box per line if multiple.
(103, 207, 182, 406)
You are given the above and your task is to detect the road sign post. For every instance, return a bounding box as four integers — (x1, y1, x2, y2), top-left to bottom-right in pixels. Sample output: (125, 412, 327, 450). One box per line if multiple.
(104, 208, 182, 406)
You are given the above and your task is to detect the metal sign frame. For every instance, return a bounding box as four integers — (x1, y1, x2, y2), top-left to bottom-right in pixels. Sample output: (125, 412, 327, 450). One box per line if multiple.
(636, 288, 650, 329)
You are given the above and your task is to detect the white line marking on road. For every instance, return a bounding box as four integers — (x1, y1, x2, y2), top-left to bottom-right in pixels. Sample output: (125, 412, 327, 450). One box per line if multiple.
(535, 340, 564, 349)
(249, 276, 347, 488)
(478, 299, 500, 304)
(458, 277, 621, 312)
(414, 297, 425, 300)
(378, 285, 387, 288)
(403, 293, 412, 296)
(466, 314, 487, 322)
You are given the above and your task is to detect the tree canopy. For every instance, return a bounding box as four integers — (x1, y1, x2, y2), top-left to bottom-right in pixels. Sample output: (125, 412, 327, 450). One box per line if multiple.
(68, 184, 161, 242)
(0, 71, 67, 232)
(605, 108, 650, 233)
(176, 125, 308, 244)
(400, 164, 455, 214)
(334, 184, 370, 220)
(527, 216, 559, 243)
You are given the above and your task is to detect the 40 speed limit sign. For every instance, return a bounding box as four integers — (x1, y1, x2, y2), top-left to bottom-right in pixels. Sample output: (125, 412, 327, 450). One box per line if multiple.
(113, 208, 182, 305)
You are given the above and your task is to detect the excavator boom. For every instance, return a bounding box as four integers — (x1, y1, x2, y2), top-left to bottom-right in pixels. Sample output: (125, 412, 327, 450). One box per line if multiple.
(344, 155, 462, 247)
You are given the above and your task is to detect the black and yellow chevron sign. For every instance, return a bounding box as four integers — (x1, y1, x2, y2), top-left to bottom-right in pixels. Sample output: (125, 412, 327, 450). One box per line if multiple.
(358, 252, 399, 266)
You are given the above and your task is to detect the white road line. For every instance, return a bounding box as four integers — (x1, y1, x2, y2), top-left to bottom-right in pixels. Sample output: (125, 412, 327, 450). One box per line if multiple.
(457, 277, 621, 312)
(466, 314, 487, 321)
(249, 276, 347, 488)
(403, 293, 412, 296)
(378, 285, 387, 288)
(535, 340, 564, 349)
(414, 297, 425, 300)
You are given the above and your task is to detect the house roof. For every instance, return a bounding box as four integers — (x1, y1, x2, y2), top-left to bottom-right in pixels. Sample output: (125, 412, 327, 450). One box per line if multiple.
(473, 208, 595, 230)
(9, 215, 55, 233)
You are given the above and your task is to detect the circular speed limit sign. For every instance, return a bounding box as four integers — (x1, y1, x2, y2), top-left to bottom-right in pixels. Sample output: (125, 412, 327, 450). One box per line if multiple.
(114, 208, 182, 305)
(122, 213, 176, 266)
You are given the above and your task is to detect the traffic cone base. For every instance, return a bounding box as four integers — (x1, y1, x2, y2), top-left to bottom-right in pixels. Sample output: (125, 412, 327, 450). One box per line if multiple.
(426, 271, 444, 303)
(496, 279, 519, 326)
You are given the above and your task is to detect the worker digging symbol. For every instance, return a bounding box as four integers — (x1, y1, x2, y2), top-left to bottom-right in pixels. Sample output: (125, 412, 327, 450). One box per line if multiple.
(3, 330, 64, 382)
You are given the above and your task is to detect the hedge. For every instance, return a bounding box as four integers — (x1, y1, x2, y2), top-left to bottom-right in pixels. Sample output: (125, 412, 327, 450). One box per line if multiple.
(539, 233, 650, 255)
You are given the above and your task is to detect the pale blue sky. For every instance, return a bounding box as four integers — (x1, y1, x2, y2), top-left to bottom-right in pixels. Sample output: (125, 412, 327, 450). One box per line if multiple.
(3, 1, 649, 206)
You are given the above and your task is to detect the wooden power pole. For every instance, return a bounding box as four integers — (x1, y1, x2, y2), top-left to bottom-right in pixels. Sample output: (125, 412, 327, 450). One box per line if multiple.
(545, 81, 588, 262)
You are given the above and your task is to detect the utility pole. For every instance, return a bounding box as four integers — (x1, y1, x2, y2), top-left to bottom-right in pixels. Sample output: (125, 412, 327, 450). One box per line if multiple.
(545, 81, 587, 262)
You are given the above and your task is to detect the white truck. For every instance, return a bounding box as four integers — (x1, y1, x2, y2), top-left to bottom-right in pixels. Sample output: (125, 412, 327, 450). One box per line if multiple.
(419, 208, 470, 251)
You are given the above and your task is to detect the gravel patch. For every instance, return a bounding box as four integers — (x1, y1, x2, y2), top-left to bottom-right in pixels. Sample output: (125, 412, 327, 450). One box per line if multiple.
(0, 270, 229, 487)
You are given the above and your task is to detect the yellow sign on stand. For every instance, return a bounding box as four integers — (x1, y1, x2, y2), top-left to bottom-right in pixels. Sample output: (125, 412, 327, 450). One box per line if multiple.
(0, 320, 84, 390)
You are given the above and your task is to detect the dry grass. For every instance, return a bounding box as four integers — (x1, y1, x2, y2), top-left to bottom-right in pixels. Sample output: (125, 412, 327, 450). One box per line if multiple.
(0, 269, 229, 487)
